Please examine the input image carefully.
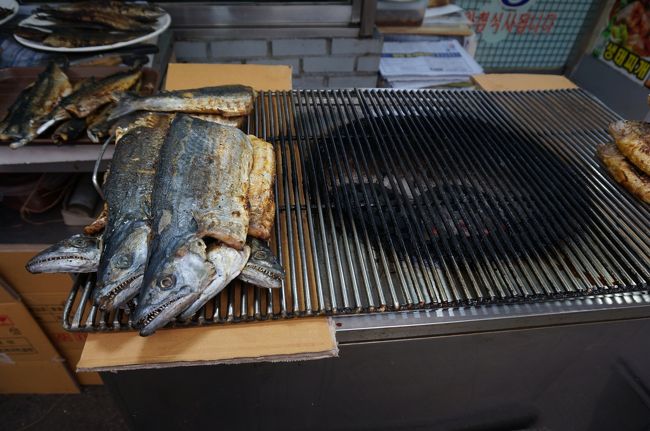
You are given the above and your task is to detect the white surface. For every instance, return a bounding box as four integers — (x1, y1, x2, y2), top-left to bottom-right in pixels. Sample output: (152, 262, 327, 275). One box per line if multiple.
(424, 4, 463, 18)
(14, 12, 170, 53)
(0, 0, 18, 26)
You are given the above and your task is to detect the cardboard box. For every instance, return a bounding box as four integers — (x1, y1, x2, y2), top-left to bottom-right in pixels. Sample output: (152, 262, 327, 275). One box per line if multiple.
(0, 250, 102, 385)
(0, 277, 79, 394)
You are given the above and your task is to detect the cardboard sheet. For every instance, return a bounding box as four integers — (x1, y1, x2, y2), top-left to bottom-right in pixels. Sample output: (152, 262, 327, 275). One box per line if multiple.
(472, 74, 578, 91)
(165, 63, 292, 91)
(78, 318, 338, 371)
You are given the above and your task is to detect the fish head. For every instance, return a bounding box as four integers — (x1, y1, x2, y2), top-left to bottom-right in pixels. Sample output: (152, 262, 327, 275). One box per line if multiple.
(134, 238, 213, 336)
(94, 221, 150, 311)
(26, 234, 100, 274)
(238, 238, 285, 289)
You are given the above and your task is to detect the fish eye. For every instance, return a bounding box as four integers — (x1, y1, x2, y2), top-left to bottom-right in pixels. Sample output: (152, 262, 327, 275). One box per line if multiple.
(254, 250, 267, 260)
(114, 254, 133, 269)
(159, 275, 176, 290)
(71, 237, 89, 248)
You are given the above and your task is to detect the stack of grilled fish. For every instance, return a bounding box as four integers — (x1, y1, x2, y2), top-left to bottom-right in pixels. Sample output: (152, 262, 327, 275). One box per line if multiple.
(597, 120, 650, 204)
(27, 85, 286, 336)
(15, 1, 165, 48)
(0, 62, 145, 148)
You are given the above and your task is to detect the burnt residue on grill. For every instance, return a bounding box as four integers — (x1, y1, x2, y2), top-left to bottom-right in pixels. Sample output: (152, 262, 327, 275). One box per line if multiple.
(63, 89, 650, 332)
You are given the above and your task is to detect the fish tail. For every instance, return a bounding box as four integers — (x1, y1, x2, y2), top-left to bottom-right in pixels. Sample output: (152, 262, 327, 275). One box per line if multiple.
(9, 138, 30, 149)
(87, 128, 100, 143)
(107, 94, 139, 122)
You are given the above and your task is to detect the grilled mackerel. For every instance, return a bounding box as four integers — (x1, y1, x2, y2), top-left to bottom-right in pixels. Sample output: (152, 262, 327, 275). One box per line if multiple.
(178, 243, 251, 321)
(94, 113, 172, 311)
(247, 135, 276, 240)
(0, 62, 72, 149)
(38, 69, 141, 134)
(108, 85, 255, 121)
(597, 144, 650, 204)
(134, 115, 227, 335)
(35, 6, 155, 32)
(15, 26, 146, 48)
(609, 120, 650, 176)
(26, 234, 100, 274)
(42, 1, 165, 22)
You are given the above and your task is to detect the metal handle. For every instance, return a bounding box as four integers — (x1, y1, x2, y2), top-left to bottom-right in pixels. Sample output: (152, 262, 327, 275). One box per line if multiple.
(92, 135, 114, 201)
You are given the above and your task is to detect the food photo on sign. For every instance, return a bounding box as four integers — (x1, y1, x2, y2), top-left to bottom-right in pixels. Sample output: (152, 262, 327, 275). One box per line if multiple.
(593, 0, 650, 86)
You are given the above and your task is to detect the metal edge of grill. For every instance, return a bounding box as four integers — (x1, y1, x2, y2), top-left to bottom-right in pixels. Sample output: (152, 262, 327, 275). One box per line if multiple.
(62, 88, 650, 332)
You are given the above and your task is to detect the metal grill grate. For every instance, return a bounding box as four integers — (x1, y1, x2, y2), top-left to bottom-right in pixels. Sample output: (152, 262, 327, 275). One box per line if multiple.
(63, 89, 650, 331)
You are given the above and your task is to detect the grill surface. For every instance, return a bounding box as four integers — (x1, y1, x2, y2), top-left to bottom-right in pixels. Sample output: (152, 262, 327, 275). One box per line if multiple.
(63, 89, 650, 331)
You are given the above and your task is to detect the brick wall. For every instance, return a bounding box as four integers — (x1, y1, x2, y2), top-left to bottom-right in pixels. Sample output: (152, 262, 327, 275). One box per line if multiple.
(174, 35, 383, 89)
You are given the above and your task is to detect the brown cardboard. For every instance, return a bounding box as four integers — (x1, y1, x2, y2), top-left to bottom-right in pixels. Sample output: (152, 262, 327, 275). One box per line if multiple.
(0, 251, 102, 384)
(0, 250, 72, 296)
(472, 74, 577, 91)
(78, 317, 338, 371)
(165, 63, 292, 91)
(0, 278, 79, 393)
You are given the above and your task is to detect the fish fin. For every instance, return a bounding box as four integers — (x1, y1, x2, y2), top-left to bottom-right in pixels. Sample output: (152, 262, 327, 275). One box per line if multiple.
(86, 129, 99, 143)
(106, 94, 139, 122)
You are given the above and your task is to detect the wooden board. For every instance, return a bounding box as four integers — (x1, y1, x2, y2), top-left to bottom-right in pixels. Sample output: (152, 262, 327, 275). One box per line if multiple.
(379, 25, 473, 37)
(78, 318, 337, 371)
(165, 63, 292, 91)
(472, 74, 578, 91)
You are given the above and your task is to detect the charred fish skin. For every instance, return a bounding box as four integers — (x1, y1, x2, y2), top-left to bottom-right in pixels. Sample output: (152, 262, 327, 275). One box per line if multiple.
(195, 121, 253, 249)
(52, 117, 86, 144)
(0, 62, 72, 149)
(178, 244, 251, 321)
(597, 144, 650, 204)
(38, 68, 141, 135)
(107, 85, 255, 121)
(135, 115, 234, 335)
(238, 237, 285, 289)
(94, 113, 172, 311)
(609, 120, 650, 176)
(247, 135, 276, 240)
(26, 234, 100, 274)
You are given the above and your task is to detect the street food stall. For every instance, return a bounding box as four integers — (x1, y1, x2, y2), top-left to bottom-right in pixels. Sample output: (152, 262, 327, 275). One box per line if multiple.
(0, 1, 648, 430)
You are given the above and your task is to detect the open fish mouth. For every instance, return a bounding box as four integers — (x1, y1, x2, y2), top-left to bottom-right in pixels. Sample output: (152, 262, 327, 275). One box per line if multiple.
(245, 263, 284, 280)
(137, 296, 185, 328)
(27, 255, 93, 270)
(98, 273, 142, 310)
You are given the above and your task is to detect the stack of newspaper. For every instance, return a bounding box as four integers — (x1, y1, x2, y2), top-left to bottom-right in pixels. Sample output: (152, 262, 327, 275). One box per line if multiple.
(379, 39, 483, 89)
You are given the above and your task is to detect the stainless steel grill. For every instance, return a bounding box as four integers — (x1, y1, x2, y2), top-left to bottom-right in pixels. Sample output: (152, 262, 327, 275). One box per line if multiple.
(63, 88, 650, 332)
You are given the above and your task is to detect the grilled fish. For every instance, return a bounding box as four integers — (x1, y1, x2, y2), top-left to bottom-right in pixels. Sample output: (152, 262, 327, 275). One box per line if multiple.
(44, 1, 165, 22)
(26, 233, 284, 290)
(247, 135, 276, 240)
(26, 234, 100, 274)
(238, 237, 284, 288)
(609, 120, 650, 176)
(597, 144, 650, 204)
(178, 243, 251, 321)
(52, 118, 86, 144)
(189, 114, 244, 128)
(35, 7, 154, 32)
(94, 113, 172, 311)
(38, 69, 141, 135)
(108, 85, 255, 121)
(0, 62, 72, 149)
(134, 115, 230, 336)
(15, 25, 145, 48)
